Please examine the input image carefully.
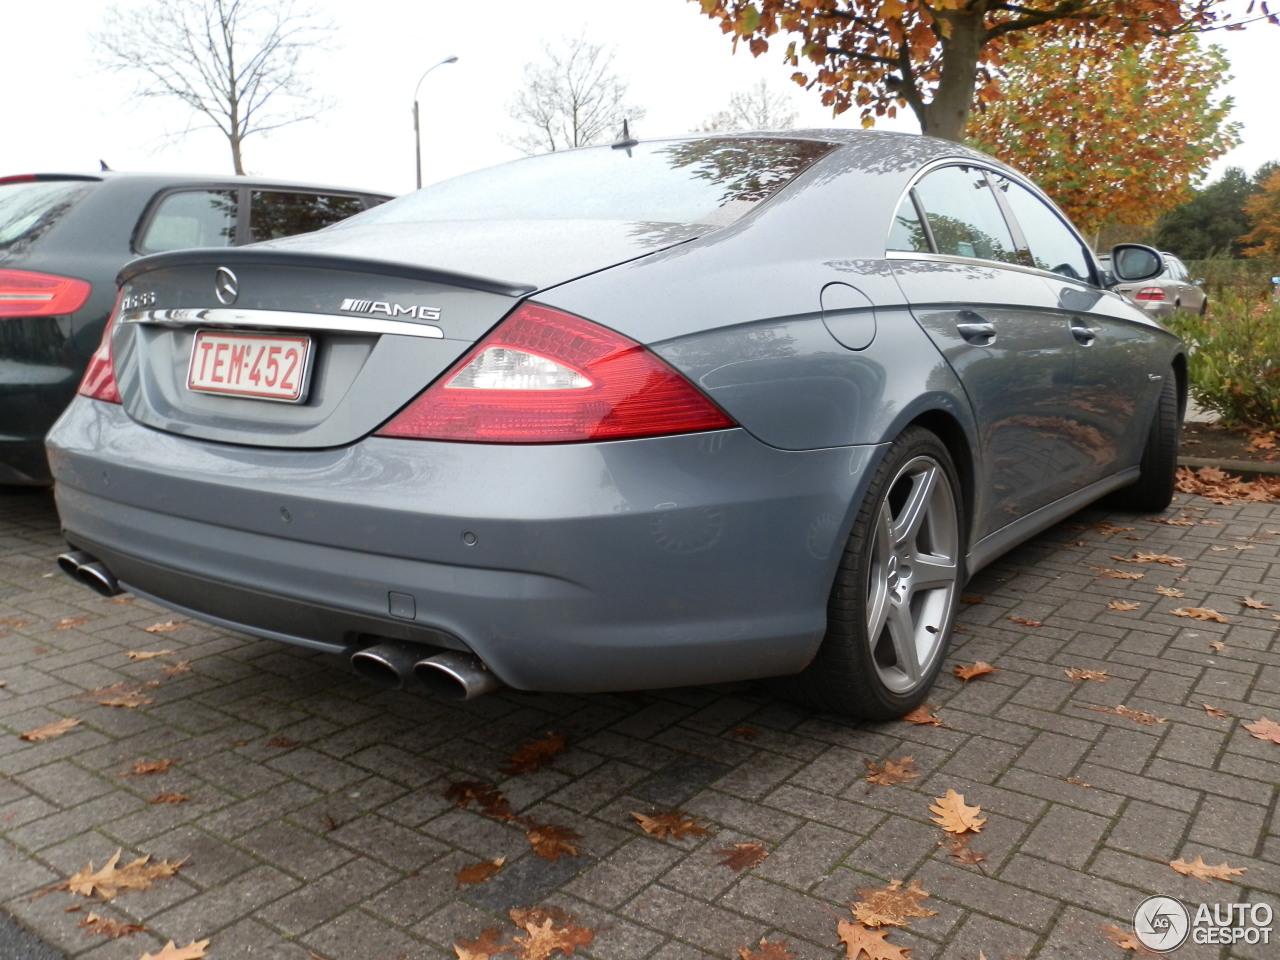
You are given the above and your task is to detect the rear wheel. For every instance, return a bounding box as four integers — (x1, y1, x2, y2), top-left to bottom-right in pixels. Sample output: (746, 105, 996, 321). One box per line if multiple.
(782, 427, 964, 718)
(1114, 374, 1180, 512)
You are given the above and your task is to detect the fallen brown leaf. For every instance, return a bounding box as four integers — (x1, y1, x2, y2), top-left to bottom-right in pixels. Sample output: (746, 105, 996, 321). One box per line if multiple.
(1171, 607, 1231, 624)
(1092, 567, 1144, 580)
(1208, 640, 1226, 652)
(960, 595, 985, 604)
(500, 731, 566, 776)
(851, 878, 937, 928)
(1244, 717, 1280, 744)
(139, 940, 210, 960)
(143, 622, 184, 634)
(1064, 777, 1093, 789)
(737, 939, 798, 960)
(1170, 855, 1246, 883)
(1065, 668, 1108, 683)
(1240, 596, 1271, 610)
(77, 912, 145, 939)
(715, 842, 769, 872)
(864, 756, 919, 787)
(1101, 923, 1161, 955)
(54, 617, 90, 630)
(929, 789, 986, 834)
(443, 781, 517, 822)
(952, 661, 998, 682)
(61, 849, 186, 900)
(1077, 704, 1167, 725)
(510, 912, 594, 960)
(525, 822, 581, 861)
(1155, 585, 1185, 598)
(899, 705, 944, 726)
(836, 919, 911, 960)
(160, 661, 192, 677)
(266, 737, 299, 748)
(1112, 552, 1185, 567)
(631, 810, 712, 841)
(1107, 600, 1141, 611)
(1007, 615, 1043, 627)
(20, 717, 82, 742)
(940, 833, 988, 866)
(731, 725, 760, 741)
(454, 857, 505, 888)
(453, 928, 508, 959)
(127, 649, 175, 660)
(121, 758, 179, 777)
(1201, 703, 1230, 719)
(98, 691, 153, 708)
(148, 793, 192, 805)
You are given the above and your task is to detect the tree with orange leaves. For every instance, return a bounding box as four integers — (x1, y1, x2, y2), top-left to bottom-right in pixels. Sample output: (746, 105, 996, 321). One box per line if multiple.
(967, 33, 1239, 236)
(1241, 167, 1280, 258)
(688, 0, 1277, 142)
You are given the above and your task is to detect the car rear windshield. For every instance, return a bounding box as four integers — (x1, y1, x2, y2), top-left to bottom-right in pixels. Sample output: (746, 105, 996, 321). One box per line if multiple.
(0, 179, 94, 252)
(357, 138, 836, 227)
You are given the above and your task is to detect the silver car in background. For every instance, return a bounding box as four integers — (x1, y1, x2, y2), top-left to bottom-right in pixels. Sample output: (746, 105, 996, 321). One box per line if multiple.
(1105, 250, 1208, 318)
(47, 132, 1184, 718)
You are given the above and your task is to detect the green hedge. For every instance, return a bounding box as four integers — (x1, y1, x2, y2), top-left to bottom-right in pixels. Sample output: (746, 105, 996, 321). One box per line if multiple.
(1164, 292, 1280, 430)
(1184, 258, 1280, 302)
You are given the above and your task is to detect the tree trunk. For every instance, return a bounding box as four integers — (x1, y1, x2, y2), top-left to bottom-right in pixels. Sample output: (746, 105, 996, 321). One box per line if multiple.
(920, 8, 986, 142)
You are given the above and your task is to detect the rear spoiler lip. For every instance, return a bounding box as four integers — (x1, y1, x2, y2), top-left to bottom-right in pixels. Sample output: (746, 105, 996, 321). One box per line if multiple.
(118, 247, 538, 299)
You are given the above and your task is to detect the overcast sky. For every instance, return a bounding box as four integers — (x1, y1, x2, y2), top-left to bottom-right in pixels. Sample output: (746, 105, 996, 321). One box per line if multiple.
(1, 0, 1274, 197)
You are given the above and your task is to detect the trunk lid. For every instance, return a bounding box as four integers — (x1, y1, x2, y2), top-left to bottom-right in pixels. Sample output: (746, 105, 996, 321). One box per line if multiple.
(107, 221, 699, 448)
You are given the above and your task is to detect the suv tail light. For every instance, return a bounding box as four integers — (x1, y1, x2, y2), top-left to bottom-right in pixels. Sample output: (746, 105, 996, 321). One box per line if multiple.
(0, 268, 91, 318)
(77, 294, 122, 404)
(376, 303, 735, 443)
(1135, 287, 1165, 302)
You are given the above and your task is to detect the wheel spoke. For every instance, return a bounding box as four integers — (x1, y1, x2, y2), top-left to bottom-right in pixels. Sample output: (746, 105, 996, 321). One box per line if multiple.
(884, 599, 921, 683)
(890, 463, 938, 548)
(908, 554, 958, 591)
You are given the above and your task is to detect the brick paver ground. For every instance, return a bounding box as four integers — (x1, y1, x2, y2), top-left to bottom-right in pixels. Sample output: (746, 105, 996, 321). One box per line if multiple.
(1, 484, 1277, 959)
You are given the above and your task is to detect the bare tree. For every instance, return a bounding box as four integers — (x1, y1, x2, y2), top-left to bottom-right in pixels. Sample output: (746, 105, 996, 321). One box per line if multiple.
(697, 80, 799, 133)
(93, 0, 333, 174)
(507, 35, 646, 155)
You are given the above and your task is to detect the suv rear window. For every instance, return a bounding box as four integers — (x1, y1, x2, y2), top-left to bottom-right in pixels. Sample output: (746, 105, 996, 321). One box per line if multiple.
(0, 180, 93, 252)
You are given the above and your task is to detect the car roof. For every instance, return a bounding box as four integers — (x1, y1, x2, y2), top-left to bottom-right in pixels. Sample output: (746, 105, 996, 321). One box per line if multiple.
(0, 171, 392, 196)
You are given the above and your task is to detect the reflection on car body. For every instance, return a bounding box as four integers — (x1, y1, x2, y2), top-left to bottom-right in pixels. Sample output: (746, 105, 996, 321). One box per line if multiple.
(47, 132, 1184, 717)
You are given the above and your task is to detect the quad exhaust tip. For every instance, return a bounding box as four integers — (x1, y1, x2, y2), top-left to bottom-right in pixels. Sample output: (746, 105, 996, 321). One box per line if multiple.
(57, 551, 123, 598)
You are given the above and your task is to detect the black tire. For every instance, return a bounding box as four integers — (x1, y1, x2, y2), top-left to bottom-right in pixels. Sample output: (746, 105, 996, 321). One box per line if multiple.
(780, 426, 965, 719)
(1115, 374, 1181, 512)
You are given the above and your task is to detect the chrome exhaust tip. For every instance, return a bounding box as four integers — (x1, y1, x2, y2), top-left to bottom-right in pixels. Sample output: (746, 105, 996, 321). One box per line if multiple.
(56, 551, 123, 597)
(351, 640, 422, 690)
(414, 650, 503, 701)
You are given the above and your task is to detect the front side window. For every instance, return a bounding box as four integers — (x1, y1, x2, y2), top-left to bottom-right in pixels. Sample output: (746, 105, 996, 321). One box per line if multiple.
(250, 191, 367, 242)
(138, 190, 238, 253)
(910, 165, 1019, 265)
(989, 174, 1093, 282)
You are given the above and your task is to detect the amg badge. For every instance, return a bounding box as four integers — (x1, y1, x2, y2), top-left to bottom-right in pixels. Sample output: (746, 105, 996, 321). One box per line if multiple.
(340, 298, 441, 322)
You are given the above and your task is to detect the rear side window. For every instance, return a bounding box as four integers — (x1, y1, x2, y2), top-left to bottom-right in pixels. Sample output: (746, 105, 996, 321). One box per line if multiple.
(911, 165, 1019, 265)
(988, 173, 1093, 282)
(249, 191, 368, 242)
(0, 180, 93, 252)
(138, 190, 238, 253)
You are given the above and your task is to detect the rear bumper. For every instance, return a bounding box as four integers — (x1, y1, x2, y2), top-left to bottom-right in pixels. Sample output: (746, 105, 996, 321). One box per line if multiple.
(49, 400, 881, 692)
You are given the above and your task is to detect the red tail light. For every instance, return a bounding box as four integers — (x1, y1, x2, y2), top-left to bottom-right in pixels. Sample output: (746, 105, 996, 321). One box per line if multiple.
(375, 303, 735, 443)
(77, 294, 122, 404)
(1135, 287, 1165, 302)
(0, 268, 91, 318)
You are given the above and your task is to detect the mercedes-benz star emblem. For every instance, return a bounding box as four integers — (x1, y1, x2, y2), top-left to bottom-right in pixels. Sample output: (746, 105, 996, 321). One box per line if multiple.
(214, 267, 239, 306)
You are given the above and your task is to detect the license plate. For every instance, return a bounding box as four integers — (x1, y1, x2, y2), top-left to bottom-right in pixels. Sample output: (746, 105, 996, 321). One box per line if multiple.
(188, 330, 311, 402)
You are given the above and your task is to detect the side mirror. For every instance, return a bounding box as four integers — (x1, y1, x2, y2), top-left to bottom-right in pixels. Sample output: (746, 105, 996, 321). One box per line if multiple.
(1109, 244, 1163, 283)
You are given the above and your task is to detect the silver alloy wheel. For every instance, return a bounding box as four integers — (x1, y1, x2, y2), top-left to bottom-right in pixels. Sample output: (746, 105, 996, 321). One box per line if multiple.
(864, 453, 961, 694)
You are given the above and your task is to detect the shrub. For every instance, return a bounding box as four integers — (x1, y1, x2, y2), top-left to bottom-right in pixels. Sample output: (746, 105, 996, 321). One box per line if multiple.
(1183, 257, 1280, 302)
(1164, 292, 1280, 430)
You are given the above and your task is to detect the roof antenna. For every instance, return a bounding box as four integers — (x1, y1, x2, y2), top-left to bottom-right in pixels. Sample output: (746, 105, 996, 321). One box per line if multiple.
(99, 159, 111, 171)
(612, 118, 639, 151)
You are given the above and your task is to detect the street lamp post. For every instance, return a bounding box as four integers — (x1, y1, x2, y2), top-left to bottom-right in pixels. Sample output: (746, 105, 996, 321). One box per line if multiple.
(414, 55, 458, 190)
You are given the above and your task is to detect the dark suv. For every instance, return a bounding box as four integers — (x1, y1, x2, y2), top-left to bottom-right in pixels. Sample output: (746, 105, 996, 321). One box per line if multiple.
(0, 172, 391, 484)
